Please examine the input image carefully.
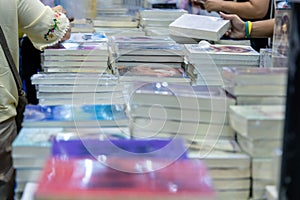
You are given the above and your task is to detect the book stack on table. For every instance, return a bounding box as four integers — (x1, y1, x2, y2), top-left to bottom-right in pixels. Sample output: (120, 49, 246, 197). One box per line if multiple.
(128, 82, 236, 143)
(221, 67, 287, 105)
(138, 9, 187, 37)
(184, 42, 260, 86)
(13, 103, 131, 193)
(31, 73, 125, 105)
(42, 40, 109, 73)
(109, 36, 186, 68)
(229, 105, 285, 199)
(33, 138, 215, 200)
(188, 139, 251, 200)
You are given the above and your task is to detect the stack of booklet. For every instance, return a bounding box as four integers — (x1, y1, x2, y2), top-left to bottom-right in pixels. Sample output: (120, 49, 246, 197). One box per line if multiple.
(128, 82, 236, 142)
(33, 137, 215, 200)
(184, 42, 260, 86)
(12, 126, 131, 193)
(94, 0, 138, 28)
(222, 67, 288, 105)
(70, 19, 95, 33)
(108, 36, 190, 84)
(188, 139, 251, 200)
(42, 41, 109, 73)
(31, 73, 125, 105)
(109, 35, 185, 67)
(229, 105, 285, 199)
(138, 9, 187, 36)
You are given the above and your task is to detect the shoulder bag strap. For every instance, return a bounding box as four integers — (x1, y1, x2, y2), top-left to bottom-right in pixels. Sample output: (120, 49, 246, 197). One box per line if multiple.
(0, 25, 24, 95)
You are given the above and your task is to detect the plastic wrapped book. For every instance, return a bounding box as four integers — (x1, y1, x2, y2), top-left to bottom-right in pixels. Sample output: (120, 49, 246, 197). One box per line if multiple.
(34, 157, 215, 200)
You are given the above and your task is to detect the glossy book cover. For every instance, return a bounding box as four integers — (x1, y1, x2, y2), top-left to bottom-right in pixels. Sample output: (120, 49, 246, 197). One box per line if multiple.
(35, 157, 214, 200)
(22, 104, 129, 128)
(51, 138, 188, 160)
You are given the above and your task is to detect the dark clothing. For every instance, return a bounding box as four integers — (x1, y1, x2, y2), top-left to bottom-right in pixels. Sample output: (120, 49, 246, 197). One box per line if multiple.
(20, 36, 42, 105)
(237, 0, 274, 51)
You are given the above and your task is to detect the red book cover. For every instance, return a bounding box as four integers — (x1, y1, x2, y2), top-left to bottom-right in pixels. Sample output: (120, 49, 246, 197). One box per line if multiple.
(34, 157, 214, 200)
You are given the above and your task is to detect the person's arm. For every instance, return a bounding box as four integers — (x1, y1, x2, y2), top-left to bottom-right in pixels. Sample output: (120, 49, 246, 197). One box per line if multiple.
(251, 18, 274, 38)
(220, 12, 274, 39)
(204, 0, 270, 19)
(18, 0, 70, 50)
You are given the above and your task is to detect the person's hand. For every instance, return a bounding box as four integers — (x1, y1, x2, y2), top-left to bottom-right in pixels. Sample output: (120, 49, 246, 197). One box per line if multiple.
(52, 5, 66, 15)
(61, 26, 71, 42)
(52, 5, 72, 42)
(190, 0, 205, 9)
(204, 0, 224, 12)
(220, 12, 246, 39)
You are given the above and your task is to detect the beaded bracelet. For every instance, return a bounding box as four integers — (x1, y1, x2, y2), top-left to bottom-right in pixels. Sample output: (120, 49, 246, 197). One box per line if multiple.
(245, 21, 252, 39)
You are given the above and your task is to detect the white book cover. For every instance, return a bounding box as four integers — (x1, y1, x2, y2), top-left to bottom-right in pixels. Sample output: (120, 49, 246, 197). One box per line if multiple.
(169, 14, 230, 41)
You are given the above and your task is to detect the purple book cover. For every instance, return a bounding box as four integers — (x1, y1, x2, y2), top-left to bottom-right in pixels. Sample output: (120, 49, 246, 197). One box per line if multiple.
(51, 138, 188, 160)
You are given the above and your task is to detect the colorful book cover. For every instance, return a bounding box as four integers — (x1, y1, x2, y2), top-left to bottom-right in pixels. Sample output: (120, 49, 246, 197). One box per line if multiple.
(44, 42, 108, 55)
(66, 32, 107, 43)
(22, 104, 128, 127)
(51, 138, 187, 160)
(117, 65, 188, 78)
(35, 157, 214, 200)
(185, 43, 259, 56)
(272, 8, 291, 68)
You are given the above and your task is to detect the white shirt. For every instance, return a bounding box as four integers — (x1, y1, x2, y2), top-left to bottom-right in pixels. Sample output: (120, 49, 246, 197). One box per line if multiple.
(0, 0, 69, 122)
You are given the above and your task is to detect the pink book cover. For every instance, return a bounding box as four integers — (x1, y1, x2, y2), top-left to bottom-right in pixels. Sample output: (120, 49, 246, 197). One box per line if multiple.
(117, 65, 188, 78)
(35, 157, 215, 200)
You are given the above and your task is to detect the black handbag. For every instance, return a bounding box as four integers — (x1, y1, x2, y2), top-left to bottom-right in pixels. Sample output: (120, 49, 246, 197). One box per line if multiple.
(0, 25, 28, 133)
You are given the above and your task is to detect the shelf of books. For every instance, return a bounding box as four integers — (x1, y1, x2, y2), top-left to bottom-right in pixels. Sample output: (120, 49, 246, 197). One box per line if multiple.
(15, 1, 292, 200)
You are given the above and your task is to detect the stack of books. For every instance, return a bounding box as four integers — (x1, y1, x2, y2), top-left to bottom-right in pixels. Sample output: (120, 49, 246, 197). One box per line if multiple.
(109, 36, 185, 67)
(188, 139, 251, 200)
(108, 36, 189, 84)
(94, 0, 138, 28)
(229, 105, 285, 199)
(12, 126, 131, 193)
(138, 9, 187, 36)
(129, 82, 236, 142)
(31, 73, 124, 105)
(13, 128, 63, 194)
(70, 18, 95, 33)
(184, 42, 260, 86)
(221, 67, 287, 105)
(169, 14, 230, 42)
(143, 0, 177, 9)
(42, 41, 109, 73)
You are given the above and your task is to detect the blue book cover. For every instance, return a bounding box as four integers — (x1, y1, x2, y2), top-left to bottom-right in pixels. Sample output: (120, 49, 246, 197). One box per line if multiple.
(51, 138, 188, 160)
(22, 104, 129, 128)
